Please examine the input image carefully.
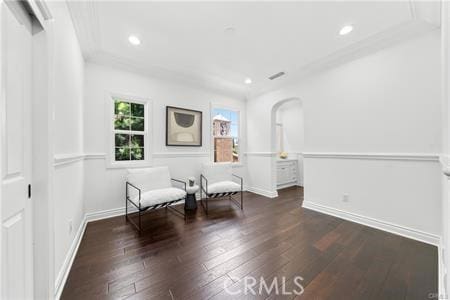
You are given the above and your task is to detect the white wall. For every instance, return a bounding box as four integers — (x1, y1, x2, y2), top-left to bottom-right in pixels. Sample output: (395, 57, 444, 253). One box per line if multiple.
(276, 100, 304, 185)
(440, 2, 450, 295)
(247, 31, 442, 242)
(32, 13, 53, 300)
(48, 1, 85, 293)
(83, 63, 247, 214)
(276, 100, 304, 154)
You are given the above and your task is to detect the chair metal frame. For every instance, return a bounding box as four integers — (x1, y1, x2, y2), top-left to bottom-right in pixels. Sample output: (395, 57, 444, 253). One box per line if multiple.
(125, 178, 186, 233)
(200, 173, 243, 214)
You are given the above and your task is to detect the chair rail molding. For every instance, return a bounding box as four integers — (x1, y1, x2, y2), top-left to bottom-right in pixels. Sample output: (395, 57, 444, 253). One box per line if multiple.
(53, 153, 85, 167)
(84, 153, 107, 160)
(153, 152, 209, 158)
(302, 152, 440, 161)
(440, 154, 450, 177)
(55, 152, 214, 164)
(244, 152, 277, 157)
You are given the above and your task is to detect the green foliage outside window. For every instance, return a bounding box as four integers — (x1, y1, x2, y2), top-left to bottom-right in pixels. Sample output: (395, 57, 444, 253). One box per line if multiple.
(114, 100, 145, 131)
(114, 98, 145, 161)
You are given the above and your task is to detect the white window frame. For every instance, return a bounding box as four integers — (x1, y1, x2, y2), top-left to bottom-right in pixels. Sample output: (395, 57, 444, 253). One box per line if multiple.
(210, 103, 241, 166)
(106, 93, 152, 168)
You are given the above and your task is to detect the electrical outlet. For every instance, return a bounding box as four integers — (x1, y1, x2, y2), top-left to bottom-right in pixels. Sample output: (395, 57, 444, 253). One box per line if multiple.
(342, 193, 349, 202)
(68, 219, 73, 234)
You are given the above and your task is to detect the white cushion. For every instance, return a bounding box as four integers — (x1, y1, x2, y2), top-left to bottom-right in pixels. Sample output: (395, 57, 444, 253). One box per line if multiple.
(207, 181, 241, 194)
(202, 163, 232, 184)
(127, 167, 172, 193)
(131, 187, 186, 208)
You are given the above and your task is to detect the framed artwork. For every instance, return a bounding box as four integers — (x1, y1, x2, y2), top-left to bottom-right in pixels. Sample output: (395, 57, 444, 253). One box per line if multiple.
(166, 106, 202, 146)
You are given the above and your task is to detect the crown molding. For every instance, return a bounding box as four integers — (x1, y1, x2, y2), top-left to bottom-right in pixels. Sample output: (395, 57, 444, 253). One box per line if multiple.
(409, 0, 441, 27)
(67, 1, 440, 100)
(250, 19, 439, 98)
(66, 0, 102, 58)
(66, 0, 248, 98)
(25, 0, 52, 28)
(86, 51, 247, 100)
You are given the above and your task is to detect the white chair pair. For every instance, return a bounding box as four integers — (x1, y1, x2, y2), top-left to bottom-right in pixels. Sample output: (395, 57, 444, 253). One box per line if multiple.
(125, 164, 244, 232)
(125, 166, 186, 233)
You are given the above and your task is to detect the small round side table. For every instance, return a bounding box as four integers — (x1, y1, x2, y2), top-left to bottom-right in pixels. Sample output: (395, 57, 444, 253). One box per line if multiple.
(185, 185, 199, 211)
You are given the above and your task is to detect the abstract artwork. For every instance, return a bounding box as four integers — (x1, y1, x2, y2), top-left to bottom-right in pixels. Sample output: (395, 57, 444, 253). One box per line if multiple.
(166, 106, 202, 146)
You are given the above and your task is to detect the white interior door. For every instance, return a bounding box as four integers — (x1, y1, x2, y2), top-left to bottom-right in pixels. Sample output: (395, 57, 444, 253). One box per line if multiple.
(1, 2, 33, 299)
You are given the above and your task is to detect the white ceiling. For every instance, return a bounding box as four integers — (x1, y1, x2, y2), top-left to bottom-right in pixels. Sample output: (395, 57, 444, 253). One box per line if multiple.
(67, 1, 440, 98)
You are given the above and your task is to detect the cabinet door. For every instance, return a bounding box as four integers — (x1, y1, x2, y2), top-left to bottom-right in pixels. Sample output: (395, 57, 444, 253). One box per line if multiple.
(278, 165, 289, 184)
(277, 167, 283, 184)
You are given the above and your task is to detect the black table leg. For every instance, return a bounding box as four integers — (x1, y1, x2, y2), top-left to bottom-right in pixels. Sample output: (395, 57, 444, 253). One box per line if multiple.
(185, 193, 197, 210)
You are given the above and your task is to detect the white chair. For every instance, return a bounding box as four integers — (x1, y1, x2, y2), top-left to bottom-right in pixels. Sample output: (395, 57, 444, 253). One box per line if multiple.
(200, 163, 243, 214)
(126, 166, 186, 232)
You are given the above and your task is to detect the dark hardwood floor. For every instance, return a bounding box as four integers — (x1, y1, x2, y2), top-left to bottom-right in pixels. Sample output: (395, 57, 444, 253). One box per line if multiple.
(61, 187, 437, 299)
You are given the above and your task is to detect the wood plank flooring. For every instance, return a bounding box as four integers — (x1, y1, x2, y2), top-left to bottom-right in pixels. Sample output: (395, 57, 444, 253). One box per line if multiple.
(61, 187, 438, 299)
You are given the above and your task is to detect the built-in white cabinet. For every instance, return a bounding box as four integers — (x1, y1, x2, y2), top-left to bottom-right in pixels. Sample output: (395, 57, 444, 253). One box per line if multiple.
(276, 159, 298, 188)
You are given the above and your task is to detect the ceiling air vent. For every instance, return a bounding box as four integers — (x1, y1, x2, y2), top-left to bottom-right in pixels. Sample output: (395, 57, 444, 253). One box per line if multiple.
(268, 71, 285, 80)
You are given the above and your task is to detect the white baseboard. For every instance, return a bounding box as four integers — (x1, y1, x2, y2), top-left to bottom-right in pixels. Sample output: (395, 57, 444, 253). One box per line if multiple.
(85, 206, 127, 222)
(54, 216, 87, 300)
(276, 182, 299, 190)
(302, 200, 440, 246)
(54, 206, 132, 299)
(245, 186, 278, 198)
(56, 197, 440, 299)
(55, 198, 205, 298)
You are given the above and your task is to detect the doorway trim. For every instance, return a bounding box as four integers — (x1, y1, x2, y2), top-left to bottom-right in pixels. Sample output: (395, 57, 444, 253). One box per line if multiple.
(269, 97, 303, 194)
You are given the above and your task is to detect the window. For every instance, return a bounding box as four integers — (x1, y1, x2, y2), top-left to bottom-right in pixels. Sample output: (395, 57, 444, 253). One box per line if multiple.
(109, 95, 150, 166)
(212, 108, 239, 163)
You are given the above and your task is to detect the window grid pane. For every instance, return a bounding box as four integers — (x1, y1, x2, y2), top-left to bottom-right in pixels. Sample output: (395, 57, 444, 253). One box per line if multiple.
(115, 147, 131, 161)
(113, 98, 146, 162)
(131, 147, 145, 160)
(115, 133, 130, 147)
(212, 108, 239, 163)
(131, 103, 145, 117)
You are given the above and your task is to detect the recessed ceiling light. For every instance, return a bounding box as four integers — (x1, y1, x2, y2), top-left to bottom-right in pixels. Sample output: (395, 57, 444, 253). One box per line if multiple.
(224, 27, 236, 34)
(245, 78, 252, 84)
(128, 35, 141, 45)
(339, 25, 353, 36)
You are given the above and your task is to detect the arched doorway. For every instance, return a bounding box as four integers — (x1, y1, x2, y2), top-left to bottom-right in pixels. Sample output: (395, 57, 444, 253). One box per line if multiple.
(270, 97, 304, 196)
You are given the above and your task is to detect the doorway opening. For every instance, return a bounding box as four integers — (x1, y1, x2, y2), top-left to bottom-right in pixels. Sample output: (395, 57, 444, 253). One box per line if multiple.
(270, 98, 304, 193)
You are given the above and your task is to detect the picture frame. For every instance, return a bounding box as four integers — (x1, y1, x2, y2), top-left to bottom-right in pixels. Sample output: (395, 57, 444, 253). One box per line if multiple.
(166, 106, 202, 146)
